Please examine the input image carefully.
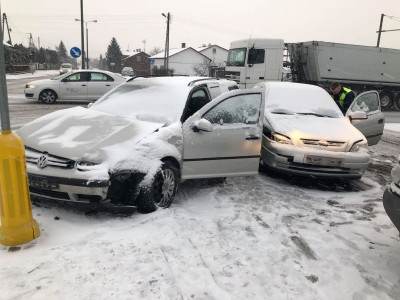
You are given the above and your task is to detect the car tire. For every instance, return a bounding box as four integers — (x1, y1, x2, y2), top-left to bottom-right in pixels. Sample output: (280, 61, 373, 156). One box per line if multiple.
(394, 94, 400, 111)
(136, 161, 179, 214)
(380, 91, 394, 111)
(39, 89, 58, 104)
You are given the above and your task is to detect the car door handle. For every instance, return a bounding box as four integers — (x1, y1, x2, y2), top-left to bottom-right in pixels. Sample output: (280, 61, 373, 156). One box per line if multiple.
(105, 84, 111, 86)
(245, 134, 260, 140)
(378, 119, 384, 124)
(81, 84, 87, 86)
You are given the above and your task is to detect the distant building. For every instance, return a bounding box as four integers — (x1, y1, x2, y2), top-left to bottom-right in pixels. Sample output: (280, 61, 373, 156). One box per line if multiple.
(122, 52, 150, 76)
(195, 45, 228, 67)
(150, 46, 211, 76)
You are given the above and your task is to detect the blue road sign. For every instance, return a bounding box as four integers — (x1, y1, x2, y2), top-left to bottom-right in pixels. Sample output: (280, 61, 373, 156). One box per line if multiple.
(70, 47, 81, 58)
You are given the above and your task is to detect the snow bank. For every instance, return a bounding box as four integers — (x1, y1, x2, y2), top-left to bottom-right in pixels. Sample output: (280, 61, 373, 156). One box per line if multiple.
(385, 123, 400, 133)
(6, 70, 59, 80)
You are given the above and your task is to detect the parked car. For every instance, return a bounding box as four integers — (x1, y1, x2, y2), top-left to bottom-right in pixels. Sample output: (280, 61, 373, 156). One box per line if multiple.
(258, 82, 385, 179)
(59, 63, 73, 75)
(24, 70, 126, 103)
(18, 77, 261, 213)
(121, 66, 135, 77)
(383, 158, 400, 232)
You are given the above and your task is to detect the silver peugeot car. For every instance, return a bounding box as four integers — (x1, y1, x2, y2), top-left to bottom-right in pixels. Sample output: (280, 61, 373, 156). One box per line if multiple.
(18, 77, 265, 213)
(258, 82, 385, 179)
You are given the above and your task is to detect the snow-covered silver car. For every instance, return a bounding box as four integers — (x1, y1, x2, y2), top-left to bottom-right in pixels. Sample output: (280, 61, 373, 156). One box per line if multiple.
(18, 77, 264, 213)
(24, 70, 126, 104)
(258, 82, 385, 179)
(383, 158, 400, 232)
(59, 63, 73, 75)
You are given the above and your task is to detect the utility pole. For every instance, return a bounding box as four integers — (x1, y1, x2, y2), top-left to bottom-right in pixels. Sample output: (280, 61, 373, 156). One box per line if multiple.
(37, 36, 40, 49)
(80, 0, 85, 69)
(162, 12, 170, 75)
(142, 39, 146, 53)
(377, 13, 384, 47)
(2, 13, 12, 45)
(86, 24, 89, 68)
(376, 13, 400, 47)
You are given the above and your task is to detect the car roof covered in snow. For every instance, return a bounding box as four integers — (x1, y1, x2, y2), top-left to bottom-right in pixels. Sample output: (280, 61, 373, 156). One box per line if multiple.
(91, 76, 222, 124)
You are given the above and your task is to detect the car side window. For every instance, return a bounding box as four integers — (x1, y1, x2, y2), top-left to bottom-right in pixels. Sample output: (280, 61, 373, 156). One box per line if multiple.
(64, 72, 87, 82)
(181, 88, 211, 122)
(90, 72, 114, 82)
(350, 92, 380, 114)
(203, 93, 262, 125)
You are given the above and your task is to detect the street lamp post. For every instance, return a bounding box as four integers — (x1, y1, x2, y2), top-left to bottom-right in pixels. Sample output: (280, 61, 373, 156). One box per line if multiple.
(75, 19, 97, 69)
(162, 12, 170, 75)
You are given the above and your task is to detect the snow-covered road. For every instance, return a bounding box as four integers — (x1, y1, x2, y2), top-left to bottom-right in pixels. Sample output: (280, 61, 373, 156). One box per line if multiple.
(1, 133, 399, 300)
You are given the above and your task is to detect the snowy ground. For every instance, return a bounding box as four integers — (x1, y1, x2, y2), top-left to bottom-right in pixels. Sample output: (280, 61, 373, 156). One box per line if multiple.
(6, 70, 59, 80)
(1, 132, 399, 300)
(385, 123, 400, 133)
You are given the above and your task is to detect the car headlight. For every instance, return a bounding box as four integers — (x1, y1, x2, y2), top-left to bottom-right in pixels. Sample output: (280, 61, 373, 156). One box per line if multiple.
(270, 132, 293, 144)
(76, 161, 100, 171)
(350, 140, 368, 152)
(25, 84, 35, 89)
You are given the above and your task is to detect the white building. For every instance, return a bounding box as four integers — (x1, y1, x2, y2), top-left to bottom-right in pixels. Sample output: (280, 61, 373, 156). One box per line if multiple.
(195, 45, 228, 67)
(150, 47, 211, 76)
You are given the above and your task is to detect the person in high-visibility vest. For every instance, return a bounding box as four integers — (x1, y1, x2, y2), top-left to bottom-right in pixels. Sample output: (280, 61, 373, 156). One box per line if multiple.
(330, 82, 355, 114)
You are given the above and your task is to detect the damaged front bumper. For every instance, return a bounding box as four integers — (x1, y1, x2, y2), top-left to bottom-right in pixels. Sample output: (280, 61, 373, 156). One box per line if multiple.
(29, 173, 109, 204)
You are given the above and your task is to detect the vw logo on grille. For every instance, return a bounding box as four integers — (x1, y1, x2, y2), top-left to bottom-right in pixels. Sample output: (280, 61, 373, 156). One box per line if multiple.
(37, 154, 49, 169)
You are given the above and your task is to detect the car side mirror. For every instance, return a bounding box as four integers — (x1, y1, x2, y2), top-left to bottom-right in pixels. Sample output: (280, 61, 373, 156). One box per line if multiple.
(192, 118, 213, 132)
(348, 111, 368, 121)
(87, 102, 94, 108)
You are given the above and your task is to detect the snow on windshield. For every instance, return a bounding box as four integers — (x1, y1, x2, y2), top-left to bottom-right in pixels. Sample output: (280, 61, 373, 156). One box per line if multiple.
(265, 83, 343, 118)
(92, 79, 191, 124)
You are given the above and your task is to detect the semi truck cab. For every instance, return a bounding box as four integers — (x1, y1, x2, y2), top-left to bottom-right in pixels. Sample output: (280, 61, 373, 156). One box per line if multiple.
(225, 39, 284, 88)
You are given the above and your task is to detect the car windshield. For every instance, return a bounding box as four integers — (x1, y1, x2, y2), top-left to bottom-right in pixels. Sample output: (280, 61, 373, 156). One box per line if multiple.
(51, 73, 68, 80)
(227, 48, 247, 66)
(266, 84, 343, 118)
(91, 78, 190, 124)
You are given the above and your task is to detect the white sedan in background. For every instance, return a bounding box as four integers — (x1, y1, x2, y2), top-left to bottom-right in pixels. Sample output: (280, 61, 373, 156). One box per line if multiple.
(24, 70, 126, 104)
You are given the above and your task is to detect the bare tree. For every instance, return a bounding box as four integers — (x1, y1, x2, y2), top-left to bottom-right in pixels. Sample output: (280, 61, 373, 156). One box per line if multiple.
(149, 47, 162, 56)
(193, 60, 211, 76)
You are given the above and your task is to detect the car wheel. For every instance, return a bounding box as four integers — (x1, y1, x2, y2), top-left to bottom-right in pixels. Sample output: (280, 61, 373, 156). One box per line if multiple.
(136, 161, 179, 213)
(380, 91, 394, 111)
(39, 89, 58, 104)
(394, 94, 400, 111)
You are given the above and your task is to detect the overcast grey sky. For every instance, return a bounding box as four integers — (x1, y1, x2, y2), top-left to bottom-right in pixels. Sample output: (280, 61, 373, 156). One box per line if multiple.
(3, 0, 400, 57)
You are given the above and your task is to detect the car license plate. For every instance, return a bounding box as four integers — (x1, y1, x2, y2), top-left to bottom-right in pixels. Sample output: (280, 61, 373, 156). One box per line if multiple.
(29, 177, 59, 190)
(304, 155, 342, 167)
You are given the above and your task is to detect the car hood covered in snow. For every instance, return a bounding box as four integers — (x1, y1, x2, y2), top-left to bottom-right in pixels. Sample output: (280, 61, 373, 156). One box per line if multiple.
(266, 113, 366, 143)
(17, 106, 164, 161)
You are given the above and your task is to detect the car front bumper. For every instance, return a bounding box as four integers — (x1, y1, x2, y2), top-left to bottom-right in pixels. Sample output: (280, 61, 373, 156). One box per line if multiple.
(29, 173, 109, 204)
(261, 141, 370, 178)
(24, 87, 36, 99)
(383, 183, 400, 232)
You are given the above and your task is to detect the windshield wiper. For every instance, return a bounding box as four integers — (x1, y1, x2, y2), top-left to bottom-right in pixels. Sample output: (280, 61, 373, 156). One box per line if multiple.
(270, 110, 295, 115)
(296, 112, 333, 118)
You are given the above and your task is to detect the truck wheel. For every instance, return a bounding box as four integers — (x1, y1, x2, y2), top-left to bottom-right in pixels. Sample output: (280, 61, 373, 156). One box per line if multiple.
(394, 94, 400, 111)
(380, 91, 394, 111)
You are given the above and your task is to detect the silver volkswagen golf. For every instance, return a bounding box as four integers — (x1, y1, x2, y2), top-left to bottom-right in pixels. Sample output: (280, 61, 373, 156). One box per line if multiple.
(258, 82, 385, 179)
(18, 77, 265, 213)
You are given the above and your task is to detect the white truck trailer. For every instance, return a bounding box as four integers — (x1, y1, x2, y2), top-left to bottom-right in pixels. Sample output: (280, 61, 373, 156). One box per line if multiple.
(225, 39, 400, 110)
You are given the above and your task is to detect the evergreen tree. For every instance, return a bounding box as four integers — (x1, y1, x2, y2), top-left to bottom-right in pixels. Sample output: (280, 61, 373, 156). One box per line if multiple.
(57, 41, 68, 62)
(105, 37, 122, 72)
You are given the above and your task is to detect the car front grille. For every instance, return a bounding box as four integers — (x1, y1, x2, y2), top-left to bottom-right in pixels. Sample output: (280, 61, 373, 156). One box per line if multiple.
(301, 139, 347, 152)
(25, 147, 75, 169)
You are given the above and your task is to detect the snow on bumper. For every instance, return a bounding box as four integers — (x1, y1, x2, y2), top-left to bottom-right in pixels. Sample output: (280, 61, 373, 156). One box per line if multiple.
(27, 163, 110, 204)
(261, 141, 370, 178)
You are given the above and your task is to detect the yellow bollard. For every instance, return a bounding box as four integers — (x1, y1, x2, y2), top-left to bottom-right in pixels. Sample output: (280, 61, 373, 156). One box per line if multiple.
(0, 130, 40, 246)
